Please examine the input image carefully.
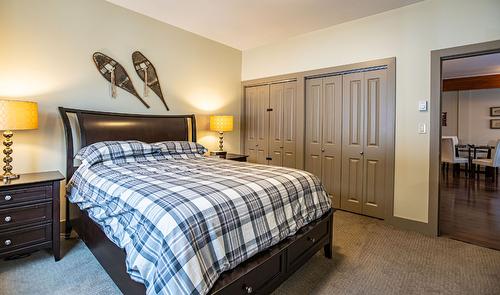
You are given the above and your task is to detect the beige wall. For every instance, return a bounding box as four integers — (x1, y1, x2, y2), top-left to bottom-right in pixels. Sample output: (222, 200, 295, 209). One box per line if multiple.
(458, 88, 500, 145)
(0, 0, 242, 218)
(442, 89, 500, 145)
(242, 0, 500, 223)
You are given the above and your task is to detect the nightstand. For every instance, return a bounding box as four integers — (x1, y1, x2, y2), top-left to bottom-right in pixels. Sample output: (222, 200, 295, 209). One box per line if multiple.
(225, 153, 249, 162)
(0, 171, 64, 261)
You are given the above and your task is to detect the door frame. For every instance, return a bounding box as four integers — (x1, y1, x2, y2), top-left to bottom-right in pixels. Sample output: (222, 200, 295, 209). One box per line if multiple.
(428, 40, 500, 236)
(241, 57, 396, 222)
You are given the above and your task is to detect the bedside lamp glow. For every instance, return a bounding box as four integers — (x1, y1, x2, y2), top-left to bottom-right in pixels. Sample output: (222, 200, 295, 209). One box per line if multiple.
(210, 115, 233, 152)
(0, 100, 38, 181)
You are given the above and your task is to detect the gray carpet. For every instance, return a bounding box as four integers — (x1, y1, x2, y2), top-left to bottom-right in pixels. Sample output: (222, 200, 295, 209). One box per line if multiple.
(1, 211, 499, 295)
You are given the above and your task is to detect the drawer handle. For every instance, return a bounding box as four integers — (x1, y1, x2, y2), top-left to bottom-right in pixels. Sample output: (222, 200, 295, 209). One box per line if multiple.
(4, 239, 11, 246)
(4, 216, 11, 222)
(4, 195, 12, 201)
(244, 285, 253, 294)
(307, 237, 316, 243)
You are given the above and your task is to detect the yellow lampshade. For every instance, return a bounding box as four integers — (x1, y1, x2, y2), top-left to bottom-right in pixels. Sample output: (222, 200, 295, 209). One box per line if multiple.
(210, 115, 233, 132)
(0, 99, 38, 131)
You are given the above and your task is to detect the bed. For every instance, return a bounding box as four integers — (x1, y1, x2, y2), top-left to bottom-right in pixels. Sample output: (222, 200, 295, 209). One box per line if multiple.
(59, 107, 334, 295)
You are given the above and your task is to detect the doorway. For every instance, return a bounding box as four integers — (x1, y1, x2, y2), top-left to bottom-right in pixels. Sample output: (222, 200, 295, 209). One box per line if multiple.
(429, 40, 500, 250)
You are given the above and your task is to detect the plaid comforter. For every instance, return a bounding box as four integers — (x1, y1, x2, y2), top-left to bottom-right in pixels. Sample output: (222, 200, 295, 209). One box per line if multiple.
(68, 149, 331, 295)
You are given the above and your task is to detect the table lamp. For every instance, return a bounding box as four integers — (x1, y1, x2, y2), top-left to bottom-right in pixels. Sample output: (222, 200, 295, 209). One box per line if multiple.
(0, 99, 38, 181)
(210, 115, 233, 156)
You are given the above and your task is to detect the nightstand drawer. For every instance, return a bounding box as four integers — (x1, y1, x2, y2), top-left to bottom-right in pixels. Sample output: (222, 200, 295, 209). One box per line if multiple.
(0, 223, 52, 254)
(0, 202, 52, 229)
(0, 185, 52, 207)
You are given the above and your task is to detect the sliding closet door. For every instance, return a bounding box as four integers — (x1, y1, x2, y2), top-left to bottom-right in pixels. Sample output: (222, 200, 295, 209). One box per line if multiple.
(245, 82, 295, 167)
(269, 83, 284, 166)
(256, 85, 270, 165)
(321, 76, 342, 208)
(341, 72, 364, 214)
(282, 82, 297, 168)
(362, 69, 387, 218)
(245, 86, 258, 163)
(305, 78, 323, 178)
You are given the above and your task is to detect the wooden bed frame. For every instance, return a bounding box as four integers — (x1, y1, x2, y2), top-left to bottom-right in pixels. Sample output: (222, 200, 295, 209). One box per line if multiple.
(59, 107, 334, 295)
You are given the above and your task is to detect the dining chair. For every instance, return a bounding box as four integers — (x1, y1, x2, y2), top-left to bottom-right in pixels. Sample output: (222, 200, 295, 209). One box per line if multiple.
(442, 136, 459, 146)
(442, 136, 461, 157)
(441, 137, 468, 176)
(472, 139, 500, 181)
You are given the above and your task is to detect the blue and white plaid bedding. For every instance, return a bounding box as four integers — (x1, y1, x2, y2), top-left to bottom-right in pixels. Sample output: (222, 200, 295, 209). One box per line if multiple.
(68, 142, 331, 295)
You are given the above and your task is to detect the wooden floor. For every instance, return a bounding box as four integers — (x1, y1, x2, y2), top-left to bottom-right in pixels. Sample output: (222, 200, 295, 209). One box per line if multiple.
(439, 167, 500, 250)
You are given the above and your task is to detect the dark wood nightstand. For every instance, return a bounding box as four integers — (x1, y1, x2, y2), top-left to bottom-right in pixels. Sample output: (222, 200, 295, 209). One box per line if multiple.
(0, 171, 64, 261)
(225, 153, 248, 162)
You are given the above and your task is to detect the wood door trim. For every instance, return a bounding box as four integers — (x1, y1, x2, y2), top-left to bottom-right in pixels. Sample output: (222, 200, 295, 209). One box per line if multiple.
(429, 40, 500, 237)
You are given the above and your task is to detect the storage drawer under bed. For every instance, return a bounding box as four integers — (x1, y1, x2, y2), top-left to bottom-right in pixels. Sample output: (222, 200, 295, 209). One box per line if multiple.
(287, 216, 330, 270)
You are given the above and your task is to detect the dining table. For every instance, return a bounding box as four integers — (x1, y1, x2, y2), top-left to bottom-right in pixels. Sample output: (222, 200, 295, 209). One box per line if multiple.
(456, 144, 496, 176)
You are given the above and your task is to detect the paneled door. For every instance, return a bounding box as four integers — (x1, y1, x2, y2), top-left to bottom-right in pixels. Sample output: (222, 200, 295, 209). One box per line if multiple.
(341, 72, 364, 214)
(305, 76, 342, 207)
(269, 82, 297, 168)
(245, 85, 269, 164)
(256, 85, 270, 164)
(282, 82, 297, 168)
(362, 69, 387, 218)
(269, 83, 285, 166)
(341, 70, 387, 218)
(321, 76, 342, 208)
(305, 78, 323, 178)
(245, 86, 258, 163)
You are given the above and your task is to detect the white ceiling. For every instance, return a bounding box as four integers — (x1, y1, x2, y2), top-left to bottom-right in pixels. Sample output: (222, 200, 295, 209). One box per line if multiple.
(106, 0, 423, 50)
(443, 53, 500, 79)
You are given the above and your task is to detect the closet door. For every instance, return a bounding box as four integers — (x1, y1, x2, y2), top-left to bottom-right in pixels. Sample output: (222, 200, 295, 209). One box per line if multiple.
(362, 69, 387, 218)
(269, 83, 284, 166)
(256, 85, 270, 165)
(305, 78, 323, 178)
(245, 86, 258, 163)
(282, 82, 297, 168)
(341, 72, 364, 214)
(321, 76, 342, 208)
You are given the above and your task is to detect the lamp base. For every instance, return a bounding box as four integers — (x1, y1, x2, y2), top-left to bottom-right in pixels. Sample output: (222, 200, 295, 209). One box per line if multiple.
(2, 172, 19, 181)
(2, 130, 17, 183)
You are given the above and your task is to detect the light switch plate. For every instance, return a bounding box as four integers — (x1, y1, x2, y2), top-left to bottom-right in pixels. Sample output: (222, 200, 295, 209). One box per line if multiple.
(418, 100, 428, 111)
(418, 123, 427, 134)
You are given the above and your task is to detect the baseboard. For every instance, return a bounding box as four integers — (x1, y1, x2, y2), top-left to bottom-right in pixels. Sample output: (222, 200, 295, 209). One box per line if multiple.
(388, 216, 435, 236)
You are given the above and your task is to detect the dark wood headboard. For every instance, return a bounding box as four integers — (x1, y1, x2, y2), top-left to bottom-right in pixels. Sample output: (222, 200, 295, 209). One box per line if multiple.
(59, 107, 196, 180)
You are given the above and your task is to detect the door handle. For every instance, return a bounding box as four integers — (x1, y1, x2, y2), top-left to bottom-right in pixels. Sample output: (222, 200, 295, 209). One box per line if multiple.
(360, 151, 364, 155)
(321, 149, 325, 152)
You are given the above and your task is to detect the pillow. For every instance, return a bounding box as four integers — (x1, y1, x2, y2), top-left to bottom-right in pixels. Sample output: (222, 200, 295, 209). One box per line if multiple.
(76, 140, 160, 166)
(152, 141, 207, 156)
